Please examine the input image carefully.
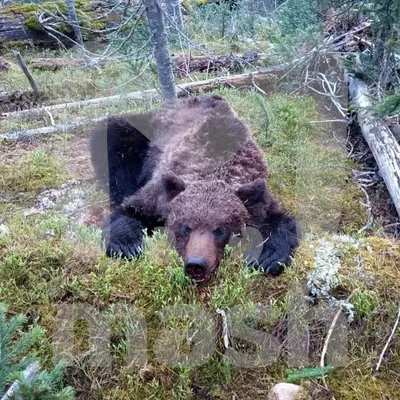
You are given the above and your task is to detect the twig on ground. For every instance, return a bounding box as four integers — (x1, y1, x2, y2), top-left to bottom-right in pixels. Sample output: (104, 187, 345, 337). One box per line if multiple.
(384, 222, 400, 228)
(375, 304, 400, 372)
(216, 309, 229, 349)
(252, 75, 267, 96)
(309, 119, 347, 124)
(320, 293, 353, 398)
(45, 110, 55, 126)
(357, 185, 374, 233)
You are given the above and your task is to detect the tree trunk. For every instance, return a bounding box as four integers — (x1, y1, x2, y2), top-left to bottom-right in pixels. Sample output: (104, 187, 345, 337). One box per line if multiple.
(145, 0, 177, 101)
(66, 0, 84, 46)
(165, 0, 185, 35)
(348, 75, 400, 217)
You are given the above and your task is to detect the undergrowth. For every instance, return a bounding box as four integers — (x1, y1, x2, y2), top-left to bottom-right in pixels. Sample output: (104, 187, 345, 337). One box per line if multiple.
(0, 89, 398, 399)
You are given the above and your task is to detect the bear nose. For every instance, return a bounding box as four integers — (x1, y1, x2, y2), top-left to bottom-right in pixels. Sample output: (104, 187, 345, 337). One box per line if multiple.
(184, 257, 208, 281)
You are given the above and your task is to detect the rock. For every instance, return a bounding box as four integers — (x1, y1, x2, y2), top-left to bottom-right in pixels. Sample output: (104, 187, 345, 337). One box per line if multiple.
(268, 383, 309, 400)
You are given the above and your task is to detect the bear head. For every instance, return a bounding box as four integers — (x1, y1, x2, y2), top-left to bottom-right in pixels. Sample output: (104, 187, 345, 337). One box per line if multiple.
(161, 172, 267, 283)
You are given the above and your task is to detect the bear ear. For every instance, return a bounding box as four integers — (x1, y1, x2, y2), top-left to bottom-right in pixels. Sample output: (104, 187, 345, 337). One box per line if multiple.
(236, 178, 266, 206)
(162, 172, 186, 201)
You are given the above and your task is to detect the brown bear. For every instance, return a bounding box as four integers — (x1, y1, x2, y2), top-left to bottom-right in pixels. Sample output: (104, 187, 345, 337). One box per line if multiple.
(90, 95, 299, 282)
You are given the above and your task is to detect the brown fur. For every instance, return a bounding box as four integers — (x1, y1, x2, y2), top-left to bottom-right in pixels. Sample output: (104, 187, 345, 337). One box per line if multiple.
(121, 95, 283, 280)
(91, 94, 298, 282)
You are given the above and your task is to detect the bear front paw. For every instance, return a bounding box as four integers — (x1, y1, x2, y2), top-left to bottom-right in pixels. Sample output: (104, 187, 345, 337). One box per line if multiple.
(106, 239, 143, 259)
(103, 212, 145, 259)
(255, 251, 290, 276)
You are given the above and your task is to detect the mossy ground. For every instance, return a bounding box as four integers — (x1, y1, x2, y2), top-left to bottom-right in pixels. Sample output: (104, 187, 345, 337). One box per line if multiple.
(1, 83, 399, 399)
(1, 0, 107, 39)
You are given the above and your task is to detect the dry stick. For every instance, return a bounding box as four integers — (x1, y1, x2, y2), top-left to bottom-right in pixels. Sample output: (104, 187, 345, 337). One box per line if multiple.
(12, 51, 40, 97)
(252, 75, 267, 96)
(45, 110, 55, 126)
(320, 293, 353, 398)
(309, 119, 347, 124)
(357, 185, 374, 233)
(216, 309, 229, 349)
(375, 304, 400, 372)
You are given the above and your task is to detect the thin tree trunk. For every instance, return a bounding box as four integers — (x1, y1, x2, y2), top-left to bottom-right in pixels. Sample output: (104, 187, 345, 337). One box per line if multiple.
(66, 0, 83, 46)
(165, 0, 185, 35)
(145, 0, 177, 101)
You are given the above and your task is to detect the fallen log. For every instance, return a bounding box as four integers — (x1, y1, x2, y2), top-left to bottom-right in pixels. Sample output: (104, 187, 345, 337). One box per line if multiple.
(2, 66, 285, 119)
(0, 1, 109, 48)
(27, 52, 263, 74)
(0, 12, 73, 48)
(173, 52, 262, 77)
(348, 75, 400, 217)
(29, 57, 85, 70)
(0, 117, 106, 140)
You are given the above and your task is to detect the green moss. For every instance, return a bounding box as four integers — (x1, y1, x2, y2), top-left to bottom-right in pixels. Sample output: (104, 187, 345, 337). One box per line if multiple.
(0, 148, 70, 200)
(4, 40, 30, 50)
(2, 0, 108, 37)
(24, 15, 42, 31)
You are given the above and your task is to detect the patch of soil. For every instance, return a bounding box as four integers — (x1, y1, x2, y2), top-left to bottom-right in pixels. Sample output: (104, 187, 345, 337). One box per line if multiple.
(56, 135, 94, 180)
(0, 90, 47, 114)
(349, 115, 399, 238)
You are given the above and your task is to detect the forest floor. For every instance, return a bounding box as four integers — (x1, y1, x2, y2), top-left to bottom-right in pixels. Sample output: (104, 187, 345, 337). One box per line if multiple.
(0, 49, 400, 400)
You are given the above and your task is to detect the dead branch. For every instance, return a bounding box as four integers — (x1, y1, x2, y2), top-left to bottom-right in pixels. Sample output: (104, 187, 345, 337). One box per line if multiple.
(12, 51, 40, 97)
(357, 185, 374, 233)
(320, 293, 353, 397)
(375, 304, 400, 372)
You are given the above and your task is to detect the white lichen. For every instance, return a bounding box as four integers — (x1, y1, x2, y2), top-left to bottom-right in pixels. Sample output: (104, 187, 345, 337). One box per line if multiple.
(0, 224, 9, 238)
(307, 239, 341, 298)
(24, 181, 91, 218)
(306, 235, 365, 322)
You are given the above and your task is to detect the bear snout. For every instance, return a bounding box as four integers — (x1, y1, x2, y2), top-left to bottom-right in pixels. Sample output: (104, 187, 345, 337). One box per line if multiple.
(184, 257, 208, 282)
(184, 231, 219, 282)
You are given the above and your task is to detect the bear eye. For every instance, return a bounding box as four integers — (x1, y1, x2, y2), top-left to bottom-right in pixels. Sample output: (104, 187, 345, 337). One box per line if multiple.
(180, 224, 192, 236)
(213, 227, 226, 238)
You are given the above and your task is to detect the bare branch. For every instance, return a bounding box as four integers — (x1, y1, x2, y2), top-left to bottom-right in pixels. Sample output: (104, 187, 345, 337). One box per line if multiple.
(12, 51, 40, 97)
